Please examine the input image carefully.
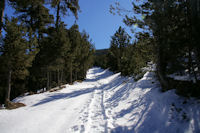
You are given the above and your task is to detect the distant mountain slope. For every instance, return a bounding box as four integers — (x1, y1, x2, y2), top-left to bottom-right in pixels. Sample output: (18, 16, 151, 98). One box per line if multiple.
(94, 49, 109, 68)
(95, 49, 108, 56)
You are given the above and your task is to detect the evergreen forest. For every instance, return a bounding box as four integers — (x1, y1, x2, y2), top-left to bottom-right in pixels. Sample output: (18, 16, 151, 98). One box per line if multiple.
(95, 0, 200, 97)
(0, 0, 94, 105)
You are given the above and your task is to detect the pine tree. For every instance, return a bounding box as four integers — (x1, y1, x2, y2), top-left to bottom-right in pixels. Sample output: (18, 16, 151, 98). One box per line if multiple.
(50, 0, 80, 28)
(108, 26, 131, 74)
(129, 33, 154, 79)
(10, 0, 54, 45)
(28, 22, 71, 91)
(79, 31, 95, 79)
(120, 0, 200, 94)
(47, 23, 71, 88)
(0, 0, 5, 36)
(67, 24, 81, 83)
(1, 17, 32, 104)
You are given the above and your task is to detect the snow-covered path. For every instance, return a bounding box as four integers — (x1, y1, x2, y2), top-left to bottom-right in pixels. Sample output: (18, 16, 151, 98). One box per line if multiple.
(0, 67, 200, 133)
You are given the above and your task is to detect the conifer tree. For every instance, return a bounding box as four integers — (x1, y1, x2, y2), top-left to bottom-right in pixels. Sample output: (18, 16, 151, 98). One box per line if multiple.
(108, 26, 131, 74)
(67, 24, 81, 83)
(28, 22, 71, 91)
(50, 0, 80, 28)
(47, 23, 71, 88)
(79, 31, 95, 79)
(0, 0, 5, 36)
(10, 0, 54, 45)
(118, 0, 200, 93)
(1, 17, 32, 104)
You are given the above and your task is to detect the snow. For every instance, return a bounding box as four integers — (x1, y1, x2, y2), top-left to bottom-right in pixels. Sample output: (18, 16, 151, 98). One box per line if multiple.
(167, 73, 193, 81)
(0, 67, 200, 133)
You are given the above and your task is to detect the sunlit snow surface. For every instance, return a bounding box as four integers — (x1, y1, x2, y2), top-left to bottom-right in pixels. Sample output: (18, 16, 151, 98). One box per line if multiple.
(0, 67, 200, 133)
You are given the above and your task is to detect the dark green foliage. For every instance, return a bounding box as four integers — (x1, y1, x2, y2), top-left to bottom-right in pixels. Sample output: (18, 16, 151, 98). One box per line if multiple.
(106, 26, 154, 79)
(0, 56, 6, 104)
(108, 26, 131, 75)
(122, 0, 200, 96)
(95, 49, 108, 56)
(0, 0, 95, 105)
(67, 25, 94, 82)
(94, 49, 109, 69)
(28, 24, 66, 90)
(128, 33, 154, 79)
(0, 17, 33, 102)
(10, 0, 54, 36)
(27, 23, 94, 92)
(50, 0, 80, 28)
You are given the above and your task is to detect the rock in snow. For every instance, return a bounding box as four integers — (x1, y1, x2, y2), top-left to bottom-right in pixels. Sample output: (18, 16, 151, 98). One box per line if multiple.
(0, 67, 199, 133)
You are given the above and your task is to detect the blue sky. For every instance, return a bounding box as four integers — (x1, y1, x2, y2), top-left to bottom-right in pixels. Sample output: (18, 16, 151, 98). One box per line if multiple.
(5, 0, 133, 50)
(64, 0, 133, 49)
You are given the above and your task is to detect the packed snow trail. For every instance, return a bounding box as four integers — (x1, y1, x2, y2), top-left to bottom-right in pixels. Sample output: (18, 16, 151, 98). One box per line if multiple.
(0, 67, 200, 133)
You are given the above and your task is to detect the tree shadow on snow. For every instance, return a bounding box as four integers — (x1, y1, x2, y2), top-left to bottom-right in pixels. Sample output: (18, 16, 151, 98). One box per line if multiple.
(32, 87, 95, 106)
(111, 126, 133, 133)
(32, 68, 118, 107)
(109, 72, 197, 133)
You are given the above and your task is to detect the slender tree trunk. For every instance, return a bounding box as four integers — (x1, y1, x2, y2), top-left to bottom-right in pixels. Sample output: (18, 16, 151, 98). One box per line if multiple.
(60, 69, 63, 85)
(188, 48, 197, 82)
(49, 71, 52, 89)
(188, 47, 192, 76)
(57, 70, 61, 88)
(196, 48, 200, 77)
(189, 49, 198, 83)
(6, 69, 12, 102)
(156, 30, 169, 90)
(157, 48, 168, 90)
(47, 71, 50, 90)
(75, 70, 77, 81)
(70, 60, 72, 84)
(117, 56, 120, 71)
(0, 0, 5, 37)
(83, 65, 85, 79)
(186, 0, 198, 83)
(56, 1, 60, 29)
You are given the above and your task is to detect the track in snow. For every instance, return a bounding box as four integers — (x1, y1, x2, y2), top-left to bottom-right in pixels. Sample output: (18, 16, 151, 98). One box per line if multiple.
(70, 69, 111, 133)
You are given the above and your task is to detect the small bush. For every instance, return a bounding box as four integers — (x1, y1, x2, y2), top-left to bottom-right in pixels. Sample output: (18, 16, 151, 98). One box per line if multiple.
(5, 100, 26, 109)
(167, 78, 200, 98)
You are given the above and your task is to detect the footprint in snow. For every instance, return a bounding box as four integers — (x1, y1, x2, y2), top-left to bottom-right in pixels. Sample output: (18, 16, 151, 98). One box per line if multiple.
(70, 125, 85, 133)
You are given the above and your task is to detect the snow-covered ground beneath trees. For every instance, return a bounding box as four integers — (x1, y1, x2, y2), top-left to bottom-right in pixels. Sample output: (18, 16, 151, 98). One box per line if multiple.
(0, 67, 200, 133)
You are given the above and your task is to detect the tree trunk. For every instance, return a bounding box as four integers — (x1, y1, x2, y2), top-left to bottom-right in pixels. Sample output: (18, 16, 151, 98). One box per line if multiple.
(60, 69, 63, 85)
(0, 0, 5, 37)
(75, 70, 77, 81)
(47, 71, 50, 90)
(83, 65, 85, 79)
(157, 48, 169, 90)
(117, 56, 120, 71)
(188, 47, 192, 76)
(186, 0, 198, 83)
(49, 71, 52, 89)
(196, 48, 200, 77)
(70, 60, 73, 84)
(57, 70, 61, 88)
(56, 1, 60, 29)
(156, 28, 169, 90)
(6, 69, 12, 102)
(189, 50, 198, 83)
